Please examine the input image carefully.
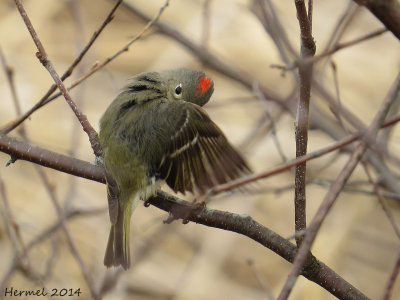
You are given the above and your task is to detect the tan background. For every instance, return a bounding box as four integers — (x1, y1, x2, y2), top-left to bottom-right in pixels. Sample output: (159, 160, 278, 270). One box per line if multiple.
(0, 0, 400, 299)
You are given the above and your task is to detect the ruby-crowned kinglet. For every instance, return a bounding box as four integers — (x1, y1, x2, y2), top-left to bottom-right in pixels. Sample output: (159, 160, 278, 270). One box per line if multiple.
(99, 68, 251, 270)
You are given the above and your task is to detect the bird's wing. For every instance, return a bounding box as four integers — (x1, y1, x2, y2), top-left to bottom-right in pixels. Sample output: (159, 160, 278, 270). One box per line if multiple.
(155, 101, 251, 194)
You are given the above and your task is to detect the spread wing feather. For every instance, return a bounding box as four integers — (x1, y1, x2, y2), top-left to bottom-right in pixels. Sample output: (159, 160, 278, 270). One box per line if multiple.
(156, 101, 251, 194)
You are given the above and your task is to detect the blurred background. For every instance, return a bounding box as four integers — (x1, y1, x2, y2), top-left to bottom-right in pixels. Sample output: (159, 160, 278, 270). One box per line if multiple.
(0, 0, 400, 299)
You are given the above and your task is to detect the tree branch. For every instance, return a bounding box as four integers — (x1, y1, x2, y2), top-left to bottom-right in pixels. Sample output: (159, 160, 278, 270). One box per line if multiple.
(353, 0, 400, 40)
(0, 133, 368, 299)
(1, 0, 122, 136)
(14, 0, 102, 157)
(121, 0, 400, 199)
(0, 134, 104, 183)
(277, 71, 400, 300)
(1, 0, 168, 137)
(293, 0, 316, 247)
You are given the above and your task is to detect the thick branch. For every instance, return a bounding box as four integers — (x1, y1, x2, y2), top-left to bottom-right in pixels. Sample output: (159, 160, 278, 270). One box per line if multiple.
(353, 0, 400, 40)
(151, 192, 368, 300)
(0, 133, 367, 299)
(0, 134, 104, 183)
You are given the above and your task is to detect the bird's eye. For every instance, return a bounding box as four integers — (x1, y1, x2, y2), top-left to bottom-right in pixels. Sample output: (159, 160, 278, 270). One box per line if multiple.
(174, 84, 183, 98)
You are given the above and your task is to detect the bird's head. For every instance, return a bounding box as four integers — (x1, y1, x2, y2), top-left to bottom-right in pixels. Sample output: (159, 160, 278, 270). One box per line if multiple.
(160, 68, 214, 106)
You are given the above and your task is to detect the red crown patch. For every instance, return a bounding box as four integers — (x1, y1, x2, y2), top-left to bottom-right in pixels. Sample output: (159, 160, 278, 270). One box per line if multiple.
(196, 76, 212, 94)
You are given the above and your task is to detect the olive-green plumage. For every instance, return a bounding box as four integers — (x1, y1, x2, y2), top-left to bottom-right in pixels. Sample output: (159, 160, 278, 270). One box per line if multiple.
(100, 68, 251, 270)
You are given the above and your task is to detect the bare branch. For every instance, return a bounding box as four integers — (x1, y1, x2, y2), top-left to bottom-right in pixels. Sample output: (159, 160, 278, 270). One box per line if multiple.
(362, 163, 400, 239)
(120, 1, 400, 199)
(253, 82, 287, 163)
(121, 1, 285, 106)
(0, 48, 22, 117)
(1, 0, 169, 136)
(13, 0, 102, 157)
(150, 192, 368, 300)
(0, 134, 105, 183)
(0, 207, 105, 294)
(353, 0, 400, 40)
(247, 258, 275, 300)
(1, 0, 123, 135)
(213, 113, 400, 196)
(278, 72, 400, 300)
(293, 0, 316, 248)
(35, 166, 100, 299)
(1, 24, 100, 297)
(276, 28, 388, 71)
(0, 133, 368, 299)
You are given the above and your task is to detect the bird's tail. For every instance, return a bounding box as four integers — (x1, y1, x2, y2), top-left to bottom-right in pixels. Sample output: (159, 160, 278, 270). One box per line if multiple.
(104, 203, 131, 270)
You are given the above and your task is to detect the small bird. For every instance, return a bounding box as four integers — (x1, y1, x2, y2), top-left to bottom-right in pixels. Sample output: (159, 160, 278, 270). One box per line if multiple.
(99, 68, 251, 270)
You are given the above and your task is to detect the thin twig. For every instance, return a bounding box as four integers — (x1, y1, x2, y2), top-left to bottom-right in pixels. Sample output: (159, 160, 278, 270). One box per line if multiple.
(312, 75, 400, 193)
(57, 0, 169, 98)
(150, 192, 369, 300)
(253, 82, 287, 162)
(319, 2, 360, 70)
(323, 2, 359, 53)
(310, 27, 387, 65)
(274, 28, 388, 72)
(121, 2, 400, 199)
(329, 61, 347, 132)
(244, 178, 400, 202)
(0, 208, 105, 295)
(0, 51, 27, 256)
(247, 258, 275, 300)
(121, 0, 284, 105)
(238, 106, 286, 153)
(1, 36, 98, 298)
(1, 0, 123, 135)
(0, 173, 28, 266)
(302, 25, 400, 195)
(4, 111, 400, 196)
(250, 0, 297, 64)
(1, 0, 169, 137)
(309, 179, 400, 201)
(62, 0, 89, 209)
(0, 47, 51, 298)
(362, 163, 400, 239)
(0, 47, 22, 117)
(35, 167, 100, 300)
(14, 0, 102, 157)
(277, 72, 400, 300)
(0, 176, 15, 249)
